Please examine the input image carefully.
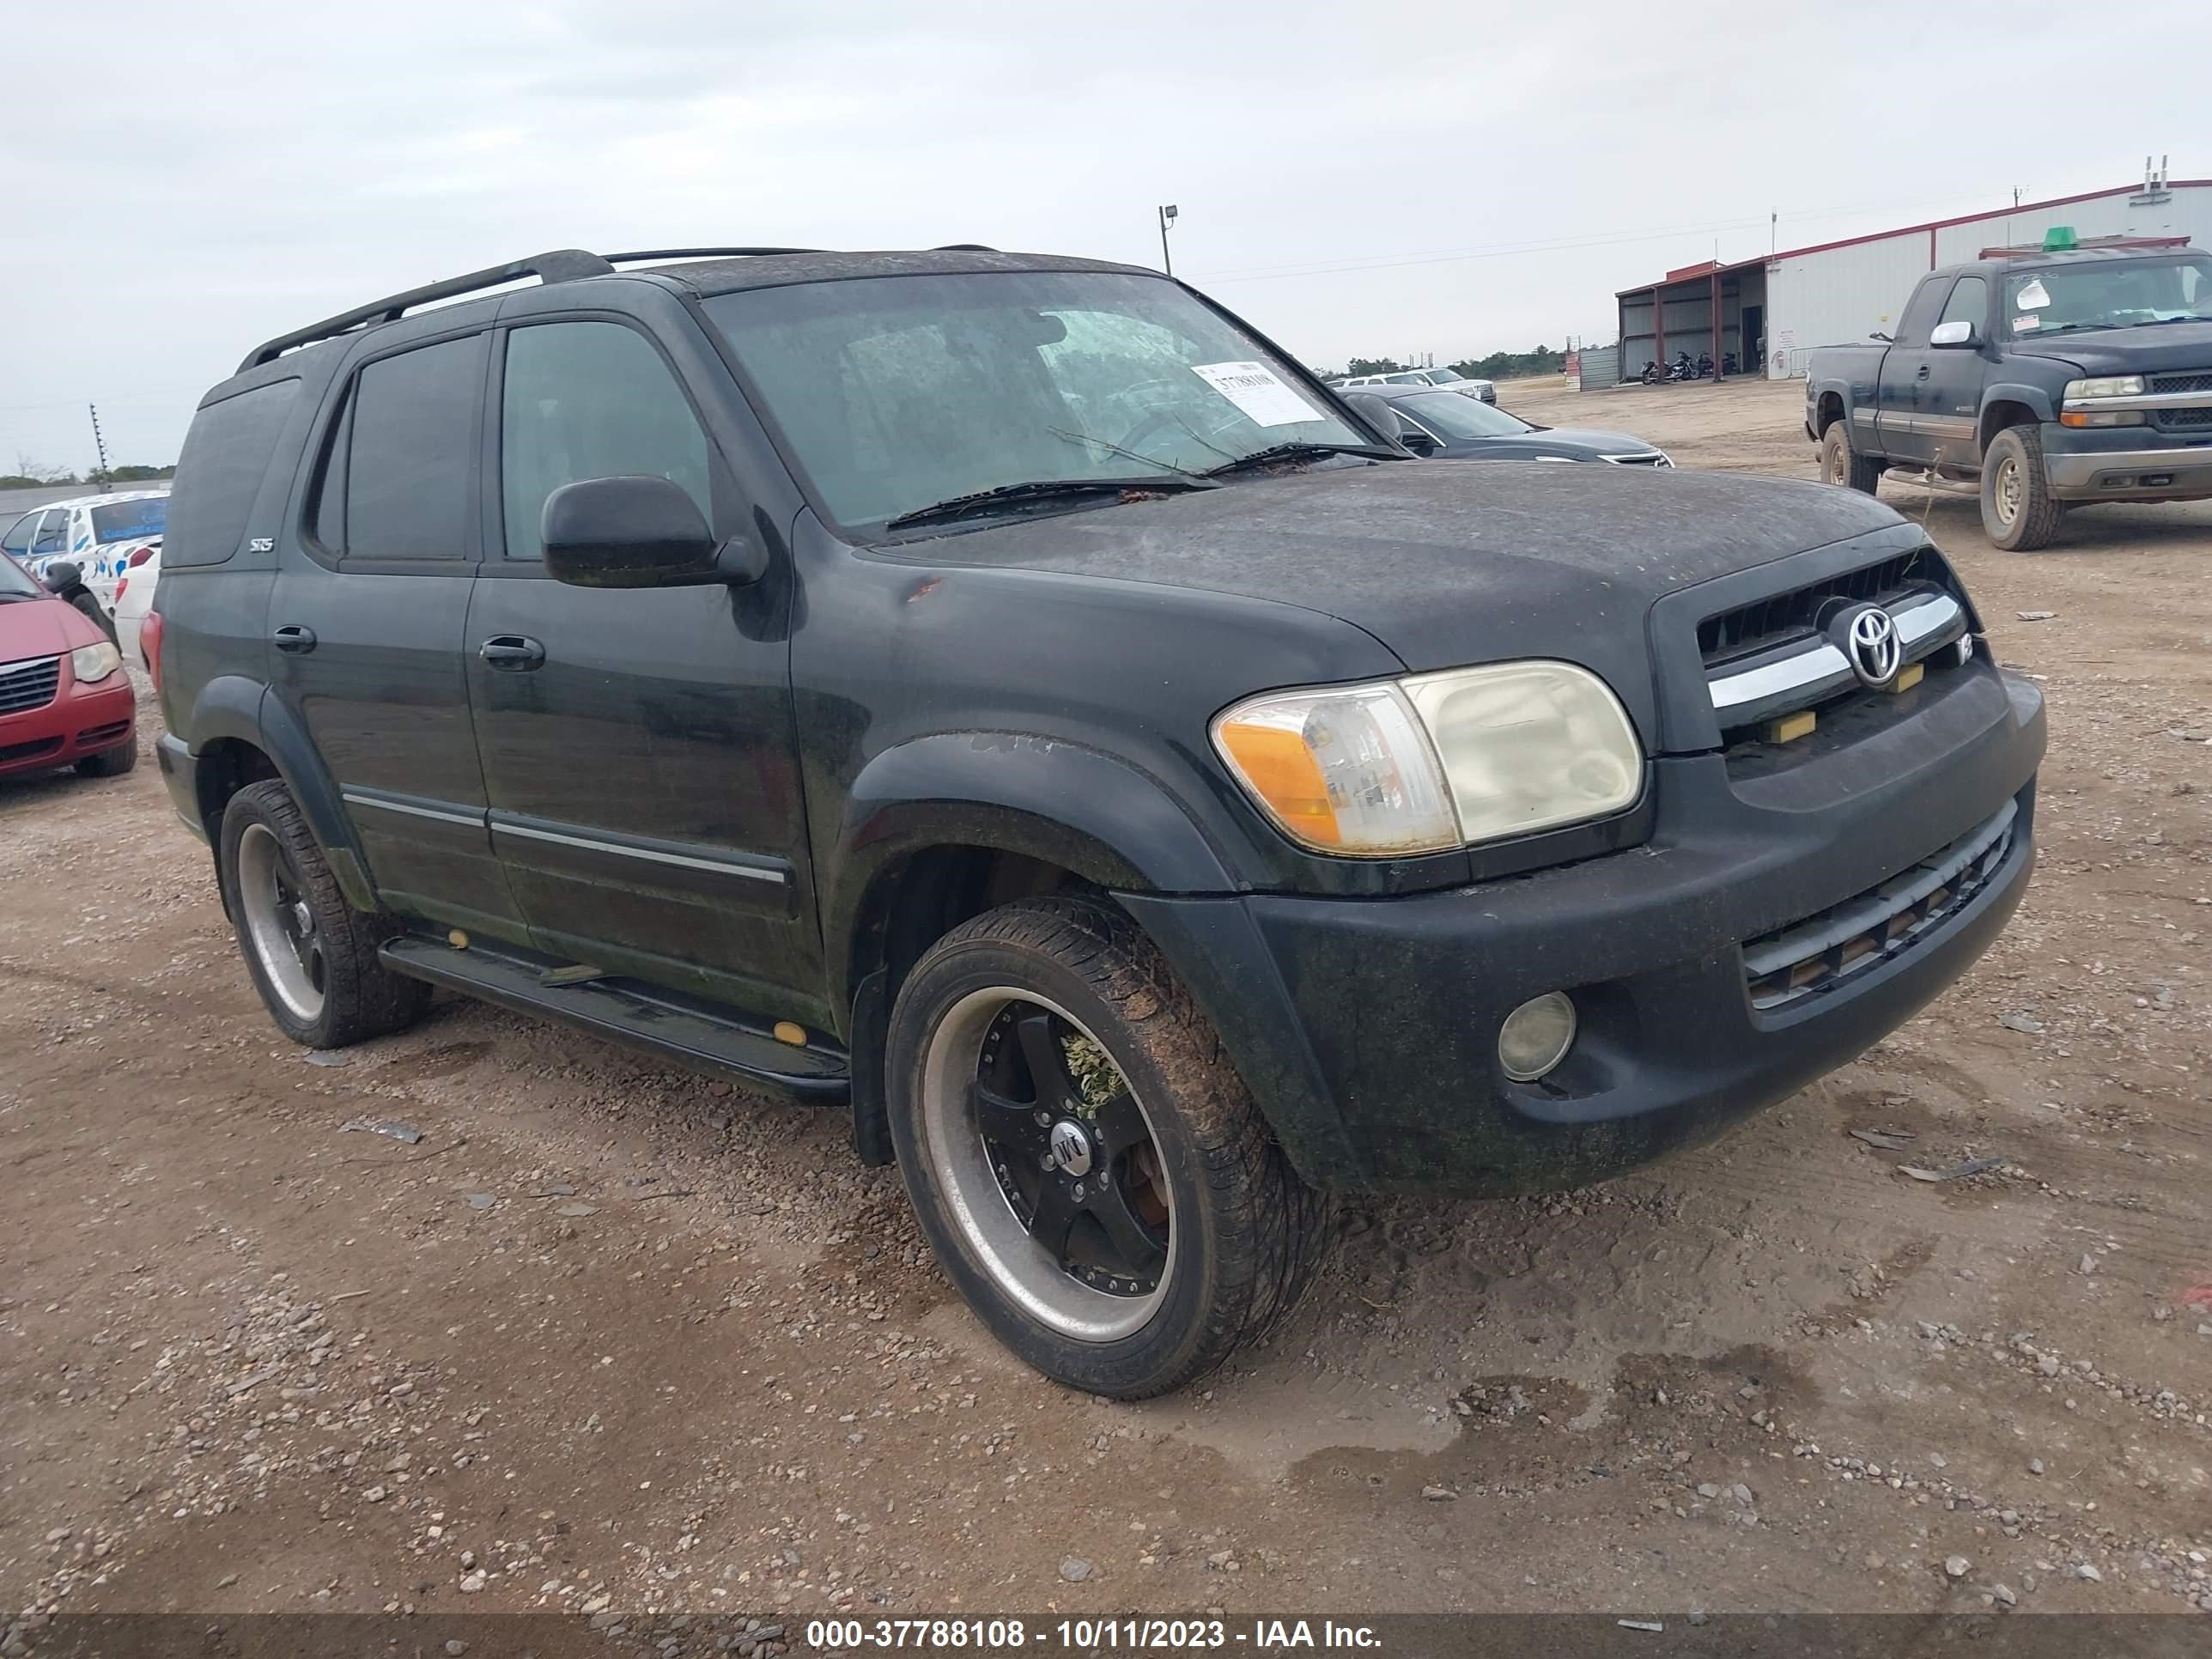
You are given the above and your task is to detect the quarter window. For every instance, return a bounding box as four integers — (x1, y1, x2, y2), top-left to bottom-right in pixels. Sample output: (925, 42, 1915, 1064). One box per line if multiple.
(340, 335, 486, 561)
(499, 322, 711, 561)
(30, 509, 71, 556)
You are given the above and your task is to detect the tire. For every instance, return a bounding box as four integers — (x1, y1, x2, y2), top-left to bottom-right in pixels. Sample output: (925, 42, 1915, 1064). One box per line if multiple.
(1820, 422, 1882, 494)
(886, 897, 1330, 1398)
(218, 779, 430, 1048)
(1980, 424, 2067, 550)
(76, 740, 137, 777)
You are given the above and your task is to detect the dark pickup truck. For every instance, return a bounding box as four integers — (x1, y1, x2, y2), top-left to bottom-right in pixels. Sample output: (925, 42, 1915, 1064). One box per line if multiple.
(1805, 243, 2212, 549)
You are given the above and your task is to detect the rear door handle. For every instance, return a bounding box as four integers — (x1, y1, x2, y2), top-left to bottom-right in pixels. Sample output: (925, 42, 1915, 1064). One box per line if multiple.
(270, 623, 317, 653)
(1916, 365, 1931, 380)
(479, 634, 546, 672)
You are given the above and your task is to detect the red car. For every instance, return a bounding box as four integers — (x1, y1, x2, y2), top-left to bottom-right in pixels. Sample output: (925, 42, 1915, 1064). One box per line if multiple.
(0, 553, 137, 780)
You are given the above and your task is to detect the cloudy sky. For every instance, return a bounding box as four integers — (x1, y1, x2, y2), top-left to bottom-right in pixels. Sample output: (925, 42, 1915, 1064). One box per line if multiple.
(1, 1, 2184, 470)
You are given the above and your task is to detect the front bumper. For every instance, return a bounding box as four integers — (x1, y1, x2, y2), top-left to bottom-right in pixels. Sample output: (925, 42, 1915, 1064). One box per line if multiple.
(1127, 664, 2045, 1196)
(0, 672, 135, 778)
(2042, 426, 2212, 501)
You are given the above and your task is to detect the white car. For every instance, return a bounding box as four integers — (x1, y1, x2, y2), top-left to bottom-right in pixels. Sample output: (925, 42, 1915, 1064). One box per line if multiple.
(112, 542, 161, 668)
(0, 488, 167, 634)
(1332, 368, 1498, 403)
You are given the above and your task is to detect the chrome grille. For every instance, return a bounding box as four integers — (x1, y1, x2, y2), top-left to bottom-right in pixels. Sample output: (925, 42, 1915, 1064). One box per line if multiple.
(1744, 799, 2018, 1012)
(1698, 549, 1938, 659)
(2160, 407, 2212, 428)
(0, 655, 61, 715)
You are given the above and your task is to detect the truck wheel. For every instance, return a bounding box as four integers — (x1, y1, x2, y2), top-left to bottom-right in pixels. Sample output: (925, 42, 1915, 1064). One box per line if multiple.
(218, 780, 430, 1048)
(1820, 422, 1881, 494)
(1981, 425, 2066, 550)
(886, 897, 1330, 1398)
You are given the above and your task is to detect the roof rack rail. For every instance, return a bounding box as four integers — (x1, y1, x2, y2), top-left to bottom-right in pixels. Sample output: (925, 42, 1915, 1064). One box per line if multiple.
(238, 248, 615, 372)
(601, 246, 825, 264)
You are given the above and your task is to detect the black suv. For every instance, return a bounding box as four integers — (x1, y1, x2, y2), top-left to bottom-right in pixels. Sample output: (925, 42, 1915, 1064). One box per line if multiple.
(154, 246, 2045, 1397)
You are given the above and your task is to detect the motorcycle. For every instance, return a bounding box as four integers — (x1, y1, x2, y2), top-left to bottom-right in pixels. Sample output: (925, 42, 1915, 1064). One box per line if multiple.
(1694, 352, 1715, 380)
(1639, 359, 1662, 385)
(1721, 351, 1739, 375)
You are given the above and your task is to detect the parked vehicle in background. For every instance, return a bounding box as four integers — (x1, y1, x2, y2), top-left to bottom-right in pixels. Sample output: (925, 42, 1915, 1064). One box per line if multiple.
(112, 542, 161, 667)
(156, 243, 2041, 1398)
(1802, 239, 2212, 550)
(0, 489, 168, 610)
(0, 550, 137, 780)
(1334, 368, 1498, 403)
(1351, 383, 1672, 466)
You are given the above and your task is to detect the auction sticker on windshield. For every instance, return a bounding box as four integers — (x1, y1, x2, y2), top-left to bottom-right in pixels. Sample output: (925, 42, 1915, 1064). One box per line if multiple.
(1189, 361, 1324, 427)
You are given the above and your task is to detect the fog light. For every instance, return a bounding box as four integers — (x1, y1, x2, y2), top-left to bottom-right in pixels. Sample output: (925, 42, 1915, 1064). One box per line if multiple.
(1498, 992, 1577, 1082)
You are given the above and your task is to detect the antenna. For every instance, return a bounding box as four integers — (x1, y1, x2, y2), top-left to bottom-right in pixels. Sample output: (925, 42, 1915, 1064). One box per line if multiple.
(88, 404, 112, 492)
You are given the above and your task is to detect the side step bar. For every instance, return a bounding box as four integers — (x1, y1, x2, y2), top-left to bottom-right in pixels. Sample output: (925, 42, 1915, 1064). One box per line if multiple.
(1883, 467, 1980, 496)
(380, 935, 849, 1103)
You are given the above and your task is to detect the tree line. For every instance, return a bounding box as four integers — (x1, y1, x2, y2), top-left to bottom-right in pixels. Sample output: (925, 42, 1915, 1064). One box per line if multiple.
(1322, 345, 1566, 382)
(3, 455, 174, 489)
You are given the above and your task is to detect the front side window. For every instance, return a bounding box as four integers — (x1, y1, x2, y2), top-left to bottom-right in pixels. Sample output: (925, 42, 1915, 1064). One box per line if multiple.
(2006, 255, 2212, 338)
(1392, 392, 1534, 439)
(1, 513, 33, 557)
(1938, 276, 1988, 333)
(341, 335, 486, 560)
(500, 322, 711, 561)
(701, 270, 1370, 532)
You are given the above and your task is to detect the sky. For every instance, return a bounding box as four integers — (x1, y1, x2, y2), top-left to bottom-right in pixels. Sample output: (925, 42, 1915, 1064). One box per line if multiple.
(1, 0, 2196, 471)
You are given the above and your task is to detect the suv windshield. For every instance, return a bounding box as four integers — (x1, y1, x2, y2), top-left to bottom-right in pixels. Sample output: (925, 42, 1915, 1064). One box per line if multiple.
(90, 497, 167, 543)
(702, 271, 1375, 531)
(1421, 368, 1464, 384)
(1395, 392, 1533, 439)
(2007, 255, 2212, 338)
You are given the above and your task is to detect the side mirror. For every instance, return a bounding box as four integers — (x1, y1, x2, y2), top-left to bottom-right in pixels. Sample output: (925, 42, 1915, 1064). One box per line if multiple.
(42, 560, 82, 592)
(1341, 391, 1413, 453)
(1929, 319, 1977, 349)
(541, 476, 764, 589)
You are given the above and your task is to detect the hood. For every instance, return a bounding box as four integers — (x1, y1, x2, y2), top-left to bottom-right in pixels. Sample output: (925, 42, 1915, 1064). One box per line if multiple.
(0, 594, 91, 661)
(1518, 426, 1662, 455)
(2008, 319, 2212, 376)
(907, 459, 1911, 743)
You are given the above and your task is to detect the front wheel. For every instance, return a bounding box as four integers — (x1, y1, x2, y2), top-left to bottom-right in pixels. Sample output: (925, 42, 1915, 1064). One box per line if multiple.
(1980, 425, 2066, 550)
(886, 898, 1330, 1398)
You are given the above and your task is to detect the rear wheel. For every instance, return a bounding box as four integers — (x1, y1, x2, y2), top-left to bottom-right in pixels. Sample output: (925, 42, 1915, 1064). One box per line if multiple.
(219, 780, 430, 1048)
(887, 898, 1329, 1397)
(75, 741, 137, 778)
(1820, 422, 1882, 494)
(1980, 424, 2067, 550)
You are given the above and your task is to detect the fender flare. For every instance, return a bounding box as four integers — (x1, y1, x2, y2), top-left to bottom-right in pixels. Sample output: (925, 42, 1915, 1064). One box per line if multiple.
(826, 730, 1244, 994)
(1978, 383, 2057, 447)
(186, 677, 378, 910)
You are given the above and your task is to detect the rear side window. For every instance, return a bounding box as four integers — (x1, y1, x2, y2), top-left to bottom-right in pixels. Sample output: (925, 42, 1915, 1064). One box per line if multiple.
(166, 380, 301, 567)
(1892, 278, 1948, 349)
(31, 509, 72, 556)
(340, 335, 486, 561)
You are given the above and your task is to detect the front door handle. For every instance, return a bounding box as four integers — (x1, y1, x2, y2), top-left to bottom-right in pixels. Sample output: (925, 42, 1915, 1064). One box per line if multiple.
(1916, 364, 1931, 380)
(479, 634, 546, 672)
(270, 623, 317, 653)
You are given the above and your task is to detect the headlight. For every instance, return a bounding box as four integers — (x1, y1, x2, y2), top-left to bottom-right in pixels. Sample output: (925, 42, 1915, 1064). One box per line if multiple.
(71, 641, 122, 684)
(1212, 661, 1643, 857)
(2063, 375, 2145, 401)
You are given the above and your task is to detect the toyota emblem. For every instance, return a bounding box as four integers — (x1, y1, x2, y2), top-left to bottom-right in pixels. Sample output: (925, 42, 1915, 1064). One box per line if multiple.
(1844, 606, 1901, 688)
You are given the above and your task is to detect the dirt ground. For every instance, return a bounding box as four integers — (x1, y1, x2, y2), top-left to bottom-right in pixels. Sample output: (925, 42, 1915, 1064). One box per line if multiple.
(4, 375, 2209, 1634)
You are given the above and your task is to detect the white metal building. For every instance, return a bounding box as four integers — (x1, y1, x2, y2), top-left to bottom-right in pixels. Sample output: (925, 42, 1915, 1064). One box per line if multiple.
(1601, 167, 2212, 386)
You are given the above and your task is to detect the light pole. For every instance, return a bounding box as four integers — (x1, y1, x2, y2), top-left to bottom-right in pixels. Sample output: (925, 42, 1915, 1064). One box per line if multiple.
(1157, 204, 1178, 277)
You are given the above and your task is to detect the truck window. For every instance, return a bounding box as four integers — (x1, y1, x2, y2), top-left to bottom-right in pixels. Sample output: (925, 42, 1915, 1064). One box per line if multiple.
(1937, 276, 1988, 336)
(343, 336, 486, 562)
(1892, 279, 1948, 349)
(167, 379, 301, 567)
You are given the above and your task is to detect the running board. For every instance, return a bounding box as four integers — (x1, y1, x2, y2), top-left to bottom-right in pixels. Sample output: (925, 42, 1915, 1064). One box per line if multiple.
(380, 935, 849, 1102)
(1884, 468, 1979, 496)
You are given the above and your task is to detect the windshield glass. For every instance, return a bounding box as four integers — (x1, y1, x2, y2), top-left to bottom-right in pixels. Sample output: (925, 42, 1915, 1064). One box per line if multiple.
(1422, 368, 1463, 383)
(90, 497, 167, 543)
(702, 271, 1370, 531)
(1395, 392, 1533, 439)
(0, 553, 41, 599)
(2007, 256, 2212, 337)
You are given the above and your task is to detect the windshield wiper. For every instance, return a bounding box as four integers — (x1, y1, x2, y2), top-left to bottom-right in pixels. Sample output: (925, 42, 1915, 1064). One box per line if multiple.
(1201, 441, 1402, 478)
(884, 474, 1215, 532)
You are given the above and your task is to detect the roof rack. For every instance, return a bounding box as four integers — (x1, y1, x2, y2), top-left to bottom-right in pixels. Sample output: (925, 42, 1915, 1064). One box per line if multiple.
(237, 245, 837, 372)
(1977, 233, 2191, 258)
